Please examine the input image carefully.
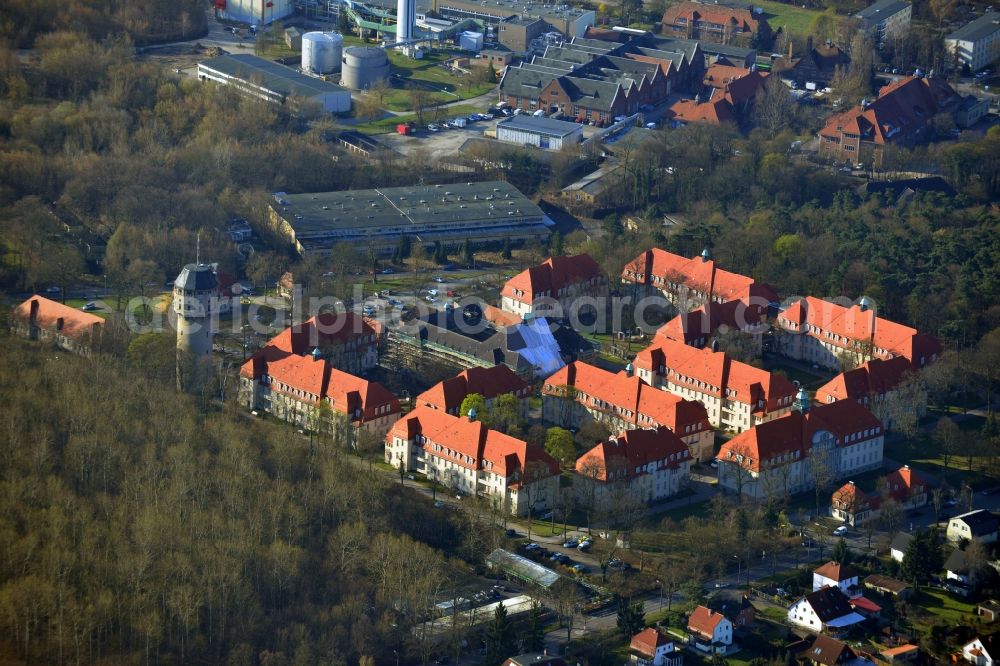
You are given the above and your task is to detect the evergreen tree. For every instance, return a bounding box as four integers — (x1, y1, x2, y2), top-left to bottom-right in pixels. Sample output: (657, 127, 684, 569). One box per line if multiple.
(501, 236, 512, 260)
(397, 234, 412, 260)
(549, 230, 564, 256)
(484, 602, 515, 666)
(525, 600, 544, 652)
(901, 527, 944, 587)
(616, 597, 645, 638)
(463, 238, 474, 265)
(831, 537, 851, 564)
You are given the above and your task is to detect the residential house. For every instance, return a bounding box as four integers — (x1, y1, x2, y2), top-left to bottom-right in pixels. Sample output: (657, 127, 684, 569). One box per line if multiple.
(813, 562, 861, 598)
(12, 295, 104, 355)
(542, 361, 715, 462)
(787, 586, 866, 636)
(500, 254, 607, 319)
(660, 1, 772, 47)
(239, 351, 400, 436)
(385, 406, 560, 516)
(817, 76, 959, 165)
(416, 365, 531, 416)
(574, 428, 691, 509)
(853, 0, 911, 48)
(962, 634, 999, 666)
(815, 357, 924, 431)
(707, 591, 756, 628)
(654, 298, 768, 356)
(622, 247, 778, 311)
(978, 600, 1000, 623)
(889, 533, 912, 562)
(668, 95, 736, 125)
(793, 634, 876, 666)
(947, 510, 1000, 544)
(716, 398, 885, 500)
(630, 627, 683, 666)
(776, 296, 941, 371)
(687, 605, 733, 654)
(831, 466, 927, 526)
(634, 336, 796, 433)
(946, 12, 1000, 74)
(879, 645, 919, 664)
(771, 37, 850, 86)
(864, 574, 911, 599)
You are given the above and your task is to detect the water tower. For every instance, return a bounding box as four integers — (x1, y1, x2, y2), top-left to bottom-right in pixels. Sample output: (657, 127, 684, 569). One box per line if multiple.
(173, 263, 219, 387)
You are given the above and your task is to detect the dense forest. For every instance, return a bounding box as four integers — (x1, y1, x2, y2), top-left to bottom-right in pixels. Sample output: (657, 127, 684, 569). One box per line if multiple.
(0, 334, 502, 664)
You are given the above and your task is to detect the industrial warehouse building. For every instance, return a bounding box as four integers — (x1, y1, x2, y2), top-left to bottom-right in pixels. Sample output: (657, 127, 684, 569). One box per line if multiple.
(197, 54, 352, 113)
(496, 115, 583, 149)
(270, 181, 552, 255)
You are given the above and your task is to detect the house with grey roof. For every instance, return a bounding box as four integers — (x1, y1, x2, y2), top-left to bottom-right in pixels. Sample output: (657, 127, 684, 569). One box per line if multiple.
(945, 12, 1000, 73)
(853, 0, 911, 47)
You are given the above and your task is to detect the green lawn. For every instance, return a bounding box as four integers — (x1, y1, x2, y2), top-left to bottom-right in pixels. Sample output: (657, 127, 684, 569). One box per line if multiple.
(353, 103, 484, 134)
(884, 417, 998, 488)
(755, 0, 828, 36)
(907, 589, 977, 635)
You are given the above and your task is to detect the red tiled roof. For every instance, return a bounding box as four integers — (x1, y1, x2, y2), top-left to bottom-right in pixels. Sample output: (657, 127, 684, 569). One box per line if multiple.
(482, 304, 523, 327)
(883, 465, 926, 502)
(703, 64, 769, 107)
(832, 481, 873, 512)
(265, 312, 381, 356)
(818, 76, 958, 146)
(543, 361, 711, 435)
(501, 254, 604, 306)
(718, 400, 882, 472)
(417, 365, 530, 413)
(389, 405, 559, 478)
(242, 351, 399, 422)
(575, 427, 690, 480)
(13, 295, 104, 341)
(851, 596, 882, 614)
(622, 248, 778, 306)
(777, 296, 941, 368)
(656, 299, 767, 347)
(630, 627, 671, 657)
(634, 337, 796, 414)
(815, 561, 859, 582)
(688, 605, 726, 638)
(815, 356, 914, 404)
(668, 95, 736, 125)
(662, 2, 767, 33)
(881, 644, 919, 658)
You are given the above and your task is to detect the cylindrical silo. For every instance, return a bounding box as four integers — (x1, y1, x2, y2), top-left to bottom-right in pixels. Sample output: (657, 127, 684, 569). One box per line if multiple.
(396, 0, 415, 42)
(325, 32, 344, 72)
(341, 46, 391, 90)
(302, 31, 337, 75)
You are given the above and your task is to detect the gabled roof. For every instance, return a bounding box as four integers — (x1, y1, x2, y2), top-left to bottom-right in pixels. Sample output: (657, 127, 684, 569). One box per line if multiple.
(13, 295, 104, 341)
(543, 361, 712, 434)
(890, 532, 913, 553)
(832, 481, 873, 512)
(622, 248, 778, 305)
(634, 336, 796, 414)
(718, 400, 882, 473)
(947, 12, 1000, 43)
(883, 465, 926, 502)
(668, 95, 736, 125)
(630, 627, 672, 657)
(261, 312, 381, 359)
(502, 254, 604, 305)
(865, 574, 910, 595)
(964, 635, 1000, 663)
(662, 1, 769, 34)
(656, 298, 766, 347)
(945, 548, 969, 574)
(417, 365, 530, 412)
(815, 357, 914, 404)
(802, 586, 857, 622)
(777, 296, 941, 368)
(818, 76, 957, 147)
(806, 634, 855, 666)
(815, 561, 859, 582)
(688, 605, 727, 637)
(389, 406, 560, 478)
(952, 510, 1000, 536)
(575, 427, 690, 481)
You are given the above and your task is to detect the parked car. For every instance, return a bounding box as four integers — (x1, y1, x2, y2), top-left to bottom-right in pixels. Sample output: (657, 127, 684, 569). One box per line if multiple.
(81, 302, 100, 311)
(562, 538, 579, 548)
(570, 564, 588, 575)
(524, 543, 540, 551)
(434, 500, 445, 508)
(505, 528, 518, 538)
(833, 525, 848, 536)
(433, 276, 444, 283)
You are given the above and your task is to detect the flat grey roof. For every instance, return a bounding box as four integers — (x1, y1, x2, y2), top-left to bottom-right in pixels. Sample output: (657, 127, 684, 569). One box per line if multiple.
(199, 54, 350, 98)
(854, 0, 910, 21)
(275, 181, 545, 237)
(947, 12, 1000, 42)
(486, 549, 561, 588)
(498, 115, 583, 137)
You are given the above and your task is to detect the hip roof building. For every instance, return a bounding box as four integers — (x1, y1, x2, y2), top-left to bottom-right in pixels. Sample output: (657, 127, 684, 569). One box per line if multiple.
(12, 295, 104, 356)
(500, 254, 607, 318)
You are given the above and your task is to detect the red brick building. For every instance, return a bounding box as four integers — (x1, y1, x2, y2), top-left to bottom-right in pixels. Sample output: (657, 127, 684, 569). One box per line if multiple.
(661, 1, 772, 47)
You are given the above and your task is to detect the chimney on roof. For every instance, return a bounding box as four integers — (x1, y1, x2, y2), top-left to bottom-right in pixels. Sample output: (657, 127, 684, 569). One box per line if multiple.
(625, 361, 634, 377)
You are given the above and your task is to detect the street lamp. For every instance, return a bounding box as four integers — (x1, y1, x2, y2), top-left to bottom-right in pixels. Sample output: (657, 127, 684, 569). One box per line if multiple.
(393, 650, 399, 666)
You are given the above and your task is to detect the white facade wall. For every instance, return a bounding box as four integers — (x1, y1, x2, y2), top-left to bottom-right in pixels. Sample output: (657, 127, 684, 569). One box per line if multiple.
(963, 638, 995, 666)
(814, 574, 859, 596)
(496, 125, 582, 150)
(787, 598, 823, 632)
(219, 0, 294, 24)
(946, 24, 1000, 72)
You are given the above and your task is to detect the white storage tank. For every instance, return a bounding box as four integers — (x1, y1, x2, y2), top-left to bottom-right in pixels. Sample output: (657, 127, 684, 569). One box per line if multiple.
(302, 31, 340, 74)
(341, 46, 391, 90)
